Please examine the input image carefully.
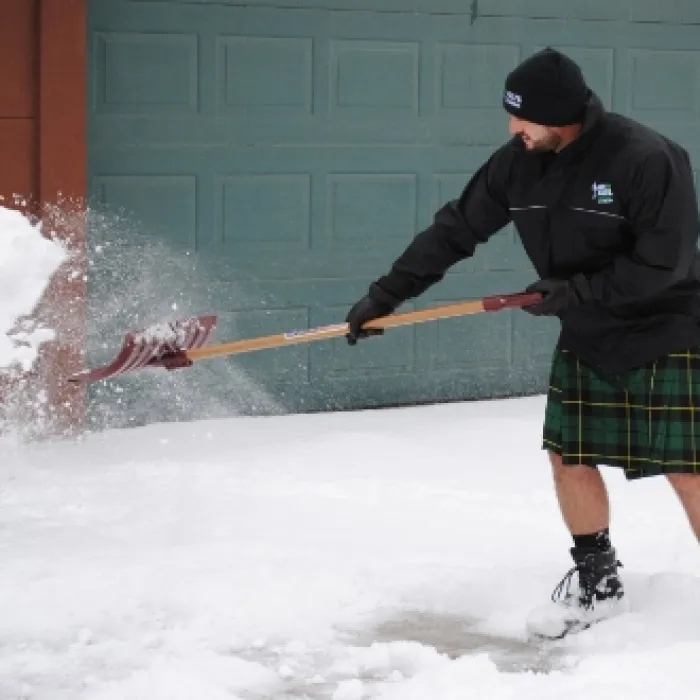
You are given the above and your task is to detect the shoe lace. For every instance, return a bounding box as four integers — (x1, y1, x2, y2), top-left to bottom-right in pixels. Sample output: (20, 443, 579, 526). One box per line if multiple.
(550, 558, 623, 605)
(551, 564, 579, 603)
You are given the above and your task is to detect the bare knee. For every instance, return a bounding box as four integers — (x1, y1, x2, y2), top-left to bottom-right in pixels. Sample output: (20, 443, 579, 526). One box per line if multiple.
(667, 472, 700, 494)
(548, 450, 599, 480)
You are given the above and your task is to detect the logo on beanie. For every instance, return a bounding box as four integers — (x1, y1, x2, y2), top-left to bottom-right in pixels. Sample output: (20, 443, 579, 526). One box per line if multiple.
(592, 182, 614, 205)
(505, 90, 522, 109)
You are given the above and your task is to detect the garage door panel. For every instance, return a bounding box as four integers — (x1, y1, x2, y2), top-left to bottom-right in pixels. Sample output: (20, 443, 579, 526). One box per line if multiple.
(218, 35, 314, 114)
(93, 31, 199, 114)
(628, 49, 700, 120)
(214, 173, 313, 251)
(91, 175, 197, 247)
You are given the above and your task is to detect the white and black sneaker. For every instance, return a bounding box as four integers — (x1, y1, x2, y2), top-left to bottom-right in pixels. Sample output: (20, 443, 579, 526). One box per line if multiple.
(526, 546, 627, 641)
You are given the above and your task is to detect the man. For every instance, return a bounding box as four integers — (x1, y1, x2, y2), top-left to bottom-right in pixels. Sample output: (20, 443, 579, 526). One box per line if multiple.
(344, 47, 700, 640)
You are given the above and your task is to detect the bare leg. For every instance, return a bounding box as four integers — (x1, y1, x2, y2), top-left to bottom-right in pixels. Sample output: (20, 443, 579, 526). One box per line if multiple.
(549, 451, 610, 535)
(667, 473, 700, 543)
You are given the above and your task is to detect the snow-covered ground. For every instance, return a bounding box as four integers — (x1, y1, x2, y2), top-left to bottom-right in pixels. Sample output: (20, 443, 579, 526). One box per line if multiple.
(1, 396, 699, 700)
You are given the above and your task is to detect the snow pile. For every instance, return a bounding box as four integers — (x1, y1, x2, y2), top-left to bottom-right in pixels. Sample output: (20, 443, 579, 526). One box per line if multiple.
(0, 205, 66, 371)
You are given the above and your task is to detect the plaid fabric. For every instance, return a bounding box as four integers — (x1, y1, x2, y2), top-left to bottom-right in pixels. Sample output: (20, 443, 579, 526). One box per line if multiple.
(543, 347, 700, 479)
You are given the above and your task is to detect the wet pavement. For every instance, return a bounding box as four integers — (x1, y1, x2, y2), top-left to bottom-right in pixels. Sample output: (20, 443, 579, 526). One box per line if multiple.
(233, 610, 569, 699)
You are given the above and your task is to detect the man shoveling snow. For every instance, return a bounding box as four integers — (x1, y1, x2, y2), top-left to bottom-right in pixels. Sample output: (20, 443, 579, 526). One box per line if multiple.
(345, 48, 700, 640)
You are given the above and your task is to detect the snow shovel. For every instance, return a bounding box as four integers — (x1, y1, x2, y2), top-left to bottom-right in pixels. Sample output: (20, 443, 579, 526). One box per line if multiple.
(67, 291, 541, 384)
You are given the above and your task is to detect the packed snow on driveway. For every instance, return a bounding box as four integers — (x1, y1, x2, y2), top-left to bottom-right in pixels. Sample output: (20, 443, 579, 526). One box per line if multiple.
(1, 396, 699, 700)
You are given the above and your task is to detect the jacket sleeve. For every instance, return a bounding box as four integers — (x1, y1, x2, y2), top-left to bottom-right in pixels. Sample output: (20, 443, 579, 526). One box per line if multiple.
(369, 146, 514, 306)
(570, 148, 699, 306)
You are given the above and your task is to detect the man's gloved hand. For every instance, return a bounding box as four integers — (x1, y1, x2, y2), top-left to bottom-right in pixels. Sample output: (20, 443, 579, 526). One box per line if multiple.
(345, 285, 399, 345)
(522, 278, 578, 316)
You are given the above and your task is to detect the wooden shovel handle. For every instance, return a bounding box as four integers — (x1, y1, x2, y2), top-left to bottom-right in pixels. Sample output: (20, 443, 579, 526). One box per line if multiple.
(184, 292, 541, 362)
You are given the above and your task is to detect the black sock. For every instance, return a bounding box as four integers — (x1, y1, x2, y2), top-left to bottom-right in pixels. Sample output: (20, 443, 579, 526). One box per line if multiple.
(573, 528, 612, 552)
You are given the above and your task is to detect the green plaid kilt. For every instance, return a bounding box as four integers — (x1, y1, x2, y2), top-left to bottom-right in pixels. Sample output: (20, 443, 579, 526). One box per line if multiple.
(543, 347, 700, 480)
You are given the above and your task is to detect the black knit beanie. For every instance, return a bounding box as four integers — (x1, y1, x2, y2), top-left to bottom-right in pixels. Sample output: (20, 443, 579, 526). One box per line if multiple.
(503, 48, 589, 126)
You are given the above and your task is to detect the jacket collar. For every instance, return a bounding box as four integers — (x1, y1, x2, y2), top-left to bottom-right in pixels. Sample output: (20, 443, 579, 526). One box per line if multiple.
(554, 91, 605, 164)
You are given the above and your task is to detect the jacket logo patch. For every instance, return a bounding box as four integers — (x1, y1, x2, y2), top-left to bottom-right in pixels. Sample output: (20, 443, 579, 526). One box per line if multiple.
(505, 90, 522, 109)
(592, 182, 614, 205)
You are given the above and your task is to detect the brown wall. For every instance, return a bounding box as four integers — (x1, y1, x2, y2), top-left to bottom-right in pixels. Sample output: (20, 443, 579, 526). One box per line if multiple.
(0, 0, 38, 210)
(0, 0, 87, 435)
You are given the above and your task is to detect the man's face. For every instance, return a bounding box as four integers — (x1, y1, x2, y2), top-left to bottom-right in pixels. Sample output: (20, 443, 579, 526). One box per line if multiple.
(509, 116, 562, 153)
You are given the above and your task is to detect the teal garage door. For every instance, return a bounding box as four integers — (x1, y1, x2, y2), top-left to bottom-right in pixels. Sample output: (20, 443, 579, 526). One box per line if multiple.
(87, 0, 700, 420)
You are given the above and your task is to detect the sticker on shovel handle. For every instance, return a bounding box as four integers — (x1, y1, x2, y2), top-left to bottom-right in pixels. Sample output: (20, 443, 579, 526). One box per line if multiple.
(284, 323, 347, 340)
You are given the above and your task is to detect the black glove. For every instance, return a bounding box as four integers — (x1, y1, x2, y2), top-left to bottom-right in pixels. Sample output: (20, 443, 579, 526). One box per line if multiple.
(522, 278, 578, 316)
(345, 285, 399, 345)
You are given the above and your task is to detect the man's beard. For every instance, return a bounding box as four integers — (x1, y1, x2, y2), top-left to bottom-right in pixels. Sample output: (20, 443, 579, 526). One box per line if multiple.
(519, 132, 562, 154)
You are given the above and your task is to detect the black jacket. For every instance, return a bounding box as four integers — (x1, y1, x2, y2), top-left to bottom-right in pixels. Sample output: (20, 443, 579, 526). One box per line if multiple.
(370, 93, 700, 378)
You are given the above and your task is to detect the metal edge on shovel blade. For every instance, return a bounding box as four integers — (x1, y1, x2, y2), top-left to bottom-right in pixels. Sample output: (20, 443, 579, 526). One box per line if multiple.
(67, 315, 217, 384)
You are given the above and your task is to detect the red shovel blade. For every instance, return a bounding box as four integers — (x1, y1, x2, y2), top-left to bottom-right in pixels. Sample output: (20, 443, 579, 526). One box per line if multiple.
(67, 315, 217, 383)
